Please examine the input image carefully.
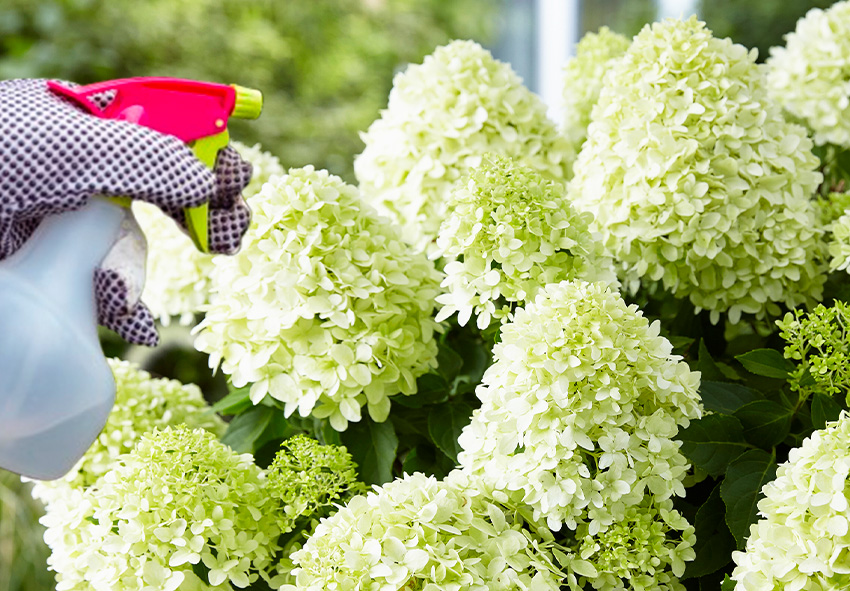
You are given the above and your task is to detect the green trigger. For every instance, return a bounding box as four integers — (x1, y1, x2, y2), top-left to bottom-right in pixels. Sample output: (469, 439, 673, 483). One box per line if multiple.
(185, 129, 230, 253)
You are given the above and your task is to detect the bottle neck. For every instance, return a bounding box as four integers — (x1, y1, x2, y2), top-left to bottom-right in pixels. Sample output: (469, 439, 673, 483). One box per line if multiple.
(2, 198, 127, 309)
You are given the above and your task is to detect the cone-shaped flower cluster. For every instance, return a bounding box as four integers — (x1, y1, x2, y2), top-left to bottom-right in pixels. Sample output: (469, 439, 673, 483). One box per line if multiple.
(732, 412, 850, 590)
(561, 27, 630, 154)
(434, 155, 616, 329)
(282, 470, 564, 591)
(30, 359, 224, 508)
(355, 40, 573, 251)
(136, 142, 284, 325)
(458, 280, 701, 587)
(568, 17, 826, 323)
(194, 166, 442, 431)
(42, 429, 362, 591)
(766, 0, 850, 148)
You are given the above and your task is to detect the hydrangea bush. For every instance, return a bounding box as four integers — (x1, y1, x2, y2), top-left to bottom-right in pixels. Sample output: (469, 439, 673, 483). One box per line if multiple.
(355, 40, 574, 251)
(135, 142, 284, 326)
(560, 26, 630, 153)
(568, 17, 827, 324)
(17, 11, 850, 591)
(766, 0, 850, 148)
(194, 166, 442, 430)
(434, 156, 616, 329)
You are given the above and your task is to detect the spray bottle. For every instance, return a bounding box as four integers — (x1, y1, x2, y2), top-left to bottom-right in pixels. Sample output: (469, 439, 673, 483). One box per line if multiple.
(0, 78, 262, 480)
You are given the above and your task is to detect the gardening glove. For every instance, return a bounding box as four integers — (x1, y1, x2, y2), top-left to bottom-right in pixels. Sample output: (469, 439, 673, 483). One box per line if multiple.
(0, 78, 253, 346)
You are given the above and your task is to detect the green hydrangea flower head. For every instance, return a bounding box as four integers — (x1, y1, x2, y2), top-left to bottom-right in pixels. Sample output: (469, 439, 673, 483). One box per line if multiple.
(281, 470, 564, 591)
(355, 39, 574, 252)
(42, 426, 281, 591)
(562, 497, 695, 591)
(568, 17, 826, 324)
(194, 166, 443, 431)
(777, 301, 850, 403)
(731, 412, 850, 590)
(434, 155, 617, 329)
(561, 27, 630, 153)
(265, 434, 364, 527)
(766, 1, 850, 148)
(458, 281, 703, 535)
(30, 358, 224, 508)
(136, 141, 284, 325)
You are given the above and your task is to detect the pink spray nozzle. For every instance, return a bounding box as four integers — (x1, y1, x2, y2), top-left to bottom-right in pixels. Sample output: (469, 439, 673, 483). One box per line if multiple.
(47, 77, 243, 141)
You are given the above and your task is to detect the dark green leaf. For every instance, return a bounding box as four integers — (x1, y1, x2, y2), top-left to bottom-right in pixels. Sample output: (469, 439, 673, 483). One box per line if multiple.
(678, 415, 751, 477)
(811, 392, 843, 430)
(221, 405, 274, 453)
(735, 349, 793, 379)
(721, 449, 777, 550)
(211, 385, 252, 415)
(393, 373, 449, 408)
(401, 444, 455, 479)
(436, 344, 464, 382)
(720, 575, 736, 591)
(684, 483, 736, 578)
(734, 401, 793, 449)
(697, 339, 724, 381)
(699, 381, 763, 415)
(669, 335, 695, 355)
(428, 400, 475, 463)
(341, 417, 398, 485)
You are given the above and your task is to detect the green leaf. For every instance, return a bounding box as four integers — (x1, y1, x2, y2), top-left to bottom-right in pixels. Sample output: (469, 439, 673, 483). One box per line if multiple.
(684, 482, 736, 578)
(733, 401, 793, 449)
(721, 449, 778, 550)
(697, 339, 724, 381)
(811, 392, 843, 430)
(401, 444, 454, 479)
(436, 344, 464, 382)
(211, 385, 252, 415)
(669, 335, 695, 355)
(699, 381, 763, 415)
(678, 415, 751, 477)
(393, 373, 449, 408)
(341, 417, 398, 486)
(221, 405, 274, 453)
(720, 575, 736, 591)
(735, 349, 793, 379)
(428, 400, 475, 463)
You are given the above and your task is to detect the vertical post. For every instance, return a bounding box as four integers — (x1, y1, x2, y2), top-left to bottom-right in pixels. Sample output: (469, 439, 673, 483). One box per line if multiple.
(535, 0, 581, 124)
(655, 0, 700, 20)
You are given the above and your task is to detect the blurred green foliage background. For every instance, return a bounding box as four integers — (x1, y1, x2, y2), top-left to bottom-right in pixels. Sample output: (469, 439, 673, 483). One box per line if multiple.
(0, 0, 496, 181)
(0, 1, 842, 591)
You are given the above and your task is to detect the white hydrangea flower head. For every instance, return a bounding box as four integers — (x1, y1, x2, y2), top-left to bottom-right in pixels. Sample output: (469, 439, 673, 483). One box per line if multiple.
(766, 1, 850, 147)
(562, 497, 695, 591)
(136, 141, 284, 325)
(30, 358, 224, 508)
(355, 39, 574, 252)
(828, 210, 850, 272)
(194, 166, 443, 431)
(458, 281, 703, 536)
(282, 470, 563, 591)
(568, 17, 826, 324)
(561, 27, 630, 153)
(731, 412, 850, 590)
(42, 427, 281, 591)
(434, 155, 617, 329)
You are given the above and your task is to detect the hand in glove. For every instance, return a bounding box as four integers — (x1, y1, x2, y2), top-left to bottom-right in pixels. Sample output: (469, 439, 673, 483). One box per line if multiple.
(0, 78, 252, 345)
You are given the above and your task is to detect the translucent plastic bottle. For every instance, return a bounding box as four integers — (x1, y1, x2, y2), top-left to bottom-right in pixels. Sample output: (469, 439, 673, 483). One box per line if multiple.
(0, 198, 125, 480)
